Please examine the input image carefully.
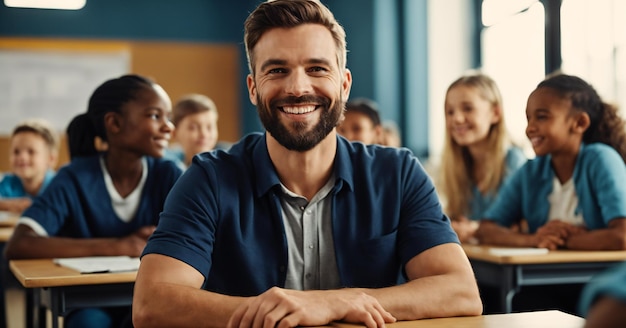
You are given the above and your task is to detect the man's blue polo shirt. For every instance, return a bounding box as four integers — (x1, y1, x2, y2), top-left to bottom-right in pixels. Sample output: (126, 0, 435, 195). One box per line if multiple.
(484, 143, 626, 232)
(143, 133, 458, 296)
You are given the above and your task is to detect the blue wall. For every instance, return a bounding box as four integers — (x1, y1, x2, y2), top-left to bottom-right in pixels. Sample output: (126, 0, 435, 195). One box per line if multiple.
(0, 0, 249, 41)
(0, 0, 430, 156)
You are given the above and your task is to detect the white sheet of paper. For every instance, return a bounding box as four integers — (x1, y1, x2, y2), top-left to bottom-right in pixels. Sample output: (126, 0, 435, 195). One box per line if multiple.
(53, 256, 140, 274)
(488, 247, 549, 256)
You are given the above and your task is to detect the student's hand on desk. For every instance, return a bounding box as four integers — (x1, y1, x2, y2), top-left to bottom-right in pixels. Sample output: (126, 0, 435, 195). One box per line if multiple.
(533, 234, 564, 250)
(227, 287, 396, 328)
(451, 216, 479, 243)
(116, 225, 156, 257)
(535, 220, 588, 249)
(537, 220, 586, 238)
(532, 226, 565, 250)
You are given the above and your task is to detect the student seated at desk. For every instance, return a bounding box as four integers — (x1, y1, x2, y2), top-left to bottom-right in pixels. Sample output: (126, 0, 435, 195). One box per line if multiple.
(133, 1, 482, 327)
(476, 74, 626, 251)
(0, 119, 58, 214)
(4, 74, 183, 328)
(436, 73, 526, 243)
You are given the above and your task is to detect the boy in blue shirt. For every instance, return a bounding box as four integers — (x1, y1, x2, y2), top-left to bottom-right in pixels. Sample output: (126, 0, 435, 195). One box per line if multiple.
(0, 119, 58, 213)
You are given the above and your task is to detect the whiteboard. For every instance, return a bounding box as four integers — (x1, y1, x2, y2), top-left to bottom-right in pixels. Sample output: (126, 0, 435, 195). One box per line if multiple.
(0, 49, 130, 135)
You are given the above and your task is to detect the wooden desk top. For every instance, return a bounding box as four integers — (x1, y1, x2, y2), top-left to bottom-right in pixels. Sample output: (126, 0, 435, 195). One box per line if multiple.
(328, 310, 584, 328)
(0, 226, 14, 242)
(0, 211, 19, 227)
(463, 244, 626, 264)
(9, 258, 136, 288)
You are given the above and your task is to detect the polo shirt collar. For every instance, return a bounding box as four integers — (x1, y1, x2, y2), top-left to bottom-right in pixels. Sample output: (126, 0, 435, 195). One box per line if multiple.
(538, 142, 587, 180)
(253, 133, 282, 197)
(252, 133, 355, 197)
(334, 135, 354, 192)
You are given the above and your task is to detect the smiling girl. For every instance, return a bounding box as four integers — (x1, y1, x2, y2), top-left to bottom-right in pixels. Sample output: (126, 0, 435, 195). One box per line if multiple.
(437, 73, 526, 243)
(4, 74, 183, 328)
(477, 74, 626, 251)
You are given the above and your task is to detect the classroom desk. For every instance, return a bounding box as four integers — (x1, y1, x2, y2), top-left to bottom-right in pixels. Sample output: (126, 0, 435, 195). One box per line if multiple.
(0, 211, 18, 228)
(0, 227, 14, 243)
(9, 257, 585, 328)
(463, 244, 626, 313)
(9, 259, 136, 328)
(325, 310, 584, 328)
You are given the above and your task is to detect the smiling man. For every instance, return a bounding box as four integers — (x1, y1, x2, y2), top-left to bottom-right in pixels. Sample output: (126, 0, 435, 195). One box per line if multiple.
(132, 1, 482, 327)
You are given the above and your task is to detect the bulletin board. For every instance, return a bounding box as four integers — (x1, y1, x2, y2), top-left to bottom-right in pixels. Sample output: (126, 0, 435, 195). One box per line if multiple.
(0, 45, 130, 135)
(0, 37, 241, 172)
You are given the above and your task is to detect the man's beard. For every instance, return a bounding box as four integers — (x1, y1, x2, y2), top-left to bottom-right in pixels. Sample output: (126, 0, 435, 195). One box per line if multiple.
(257, 94, 344, 152)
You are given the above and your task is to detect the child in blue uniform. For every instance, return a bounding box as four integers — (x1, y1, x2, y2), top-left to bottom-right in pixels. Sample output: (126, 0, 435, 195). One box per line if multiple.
(0, 119, 58, 213)
(4, 74, 183, 328)
(476, 74, 626, 250)
(475, 73, 626, 315)
(437, 73, 526, 243)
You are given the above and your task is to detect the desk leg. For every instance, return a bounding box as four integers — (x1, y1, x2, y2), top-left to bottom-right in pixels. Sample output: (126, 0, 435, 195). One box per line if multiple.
(48, 289, 60, 328)
(25, 288, 33, 328)
(26, 288, 46, 328)
(499, 266, 518, 313)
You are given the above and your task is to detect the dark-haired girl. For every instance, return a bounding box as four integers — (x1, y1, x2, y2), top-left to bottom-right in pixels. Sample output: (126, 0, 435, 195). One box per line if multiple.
(477, 74, 626, 251)
(5, 74, 182, 327)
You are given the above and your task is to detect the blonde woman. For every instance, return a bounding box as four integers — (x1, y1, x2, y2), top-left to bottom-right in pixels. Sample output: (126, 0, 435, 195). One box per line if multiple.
(438, 73, 526, 242)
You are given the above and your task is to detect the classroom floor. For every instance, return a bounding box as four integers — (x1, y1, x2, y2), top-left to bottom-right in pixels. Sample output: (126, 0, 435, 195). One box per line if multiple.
(6, 287, 63, 327)
(6, 287, 25, 328)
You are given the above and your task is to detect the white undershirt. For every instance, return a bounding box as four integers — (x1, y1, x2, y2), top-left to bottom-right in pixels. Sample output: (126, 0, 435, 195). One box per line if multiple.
(100, 156, 147, 222)
(548, 177, 584, 226)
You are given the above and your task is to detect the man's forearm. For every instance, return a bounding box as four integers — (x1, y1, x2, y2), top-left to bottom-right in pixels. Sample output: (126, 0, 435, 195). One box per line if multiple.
(133, 282, 243, 328)
(365, 272, 482, 320)
(366, 243, 482, 319)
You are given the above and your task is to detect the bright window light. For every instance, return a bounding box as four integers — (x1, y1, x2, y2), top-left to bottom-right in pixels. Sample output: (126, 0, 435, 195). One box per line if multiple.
(4, 0, 85, 10)
(482, 0, 538, 27)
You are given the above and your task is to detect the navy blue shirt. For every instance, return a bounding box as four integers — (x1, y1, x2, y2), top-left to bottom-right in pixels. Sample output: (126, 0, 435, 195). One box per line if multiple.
(22, 156, 182, 238)
(143, 133, 458, 296)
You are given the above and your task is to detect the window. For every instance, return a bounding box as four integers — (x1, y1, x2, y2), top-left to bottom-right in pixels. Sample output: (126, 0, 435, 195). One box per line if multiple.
(561, 0, 626, 112)
(481, 0, 545, 153)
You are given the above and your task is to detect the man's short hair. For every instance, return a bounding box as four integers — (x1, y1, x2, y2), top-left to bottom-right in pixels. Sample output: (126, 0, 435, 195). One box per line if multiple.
(244, 0, 347, 75)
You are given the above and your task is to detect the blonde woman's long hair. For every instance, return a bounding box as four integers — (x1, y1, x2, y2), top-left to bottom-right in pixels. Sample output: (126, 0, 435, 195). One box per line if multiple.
(438, 73, 511, 220)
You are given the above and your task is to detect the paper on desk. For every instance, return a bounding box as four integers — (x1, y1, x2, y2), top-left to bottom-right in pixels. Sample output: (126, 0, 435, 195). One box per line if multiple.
(53, 256, 140, 274)
(0, 211, 18, 227)
(488, 247, 549, 256)
(0, 211, 13, 222)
